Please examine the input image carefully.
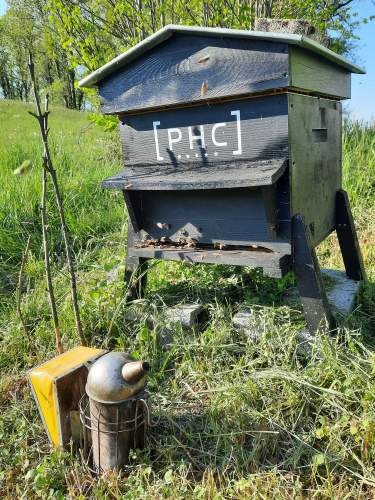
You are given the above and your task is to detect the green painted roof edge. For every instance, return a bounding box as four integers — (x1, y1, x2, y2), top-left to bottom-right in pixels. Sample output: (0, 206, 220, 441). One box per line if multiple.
(78, 24, 365, 88)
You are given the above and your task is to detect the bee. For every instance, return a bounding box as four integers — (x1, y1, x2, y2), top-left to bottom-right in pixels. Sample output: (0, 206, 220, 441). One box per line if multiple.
(214, 242, 226, 250)
(160, 236, 171, 244)
(200, 81, 209, 96)
(186, 237, 198, 248)
(156, 222, 170, 230)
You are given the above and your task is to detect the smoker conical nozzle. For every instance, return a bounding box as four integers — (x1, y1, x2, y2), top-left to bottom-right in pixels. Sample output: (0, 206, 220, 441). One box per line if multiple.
(122, 361, 150, 384)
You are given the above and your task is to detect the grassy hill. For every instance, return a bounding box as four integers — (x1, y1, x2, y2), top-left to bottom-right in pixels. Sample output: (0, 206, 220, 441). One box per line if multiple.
(0, 99, 374, 498)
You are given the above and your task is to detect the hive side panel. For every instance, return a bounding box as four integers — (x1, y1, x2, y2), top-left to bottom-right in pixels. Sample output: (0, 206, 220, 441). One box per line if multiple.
(55, 366, 88, 447)
(289, 46, 351, 99)
(99, 35, 290, 114)
(288, 93, 342, 246)
(141, 189, 266, 245)
(132, 189, 291, 254)
(119, 95, 289, 167)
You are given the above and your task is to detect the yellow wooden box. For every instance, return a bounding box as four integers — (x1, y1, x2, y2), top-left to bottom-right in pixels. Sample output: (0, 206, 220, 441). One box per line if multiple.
(28, 346, 105, 447)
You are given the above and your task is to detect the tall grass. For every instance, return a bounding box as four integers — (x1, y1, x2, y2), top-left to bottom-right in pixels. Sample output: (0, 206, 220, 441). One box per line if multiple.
(0, 100, 374, 498)
(0, 99, 124, 292)
(342, 119, 375, 210)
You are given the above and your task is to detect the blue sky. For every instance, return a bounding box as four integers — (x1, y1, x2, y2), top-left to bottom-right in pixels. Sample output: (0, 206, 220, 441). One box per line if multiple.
(0, 0, 374, 120)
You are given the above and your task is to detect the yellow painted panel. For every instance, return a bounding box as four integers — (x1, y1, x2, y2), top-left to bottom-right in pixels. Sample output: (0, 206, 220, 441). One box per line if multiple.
(32, 346, 103, 378)
(29, 368, 59, 444)
(28, 346, 105, 446)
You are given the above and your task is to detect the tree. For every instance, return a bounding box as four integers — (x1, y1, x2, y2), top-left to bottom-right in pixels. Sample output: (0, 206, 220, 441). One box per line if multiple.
(46, 0, 363, 78)
(0, 0, 85, 108)
(0, 0, 367, 107)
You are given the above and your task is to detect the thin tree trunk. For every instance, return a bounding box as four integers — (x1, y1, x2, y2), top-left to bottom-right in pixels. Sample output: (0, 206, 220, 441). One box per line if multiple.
(28, 52, 87, 347)
(41, 166, 64, 354)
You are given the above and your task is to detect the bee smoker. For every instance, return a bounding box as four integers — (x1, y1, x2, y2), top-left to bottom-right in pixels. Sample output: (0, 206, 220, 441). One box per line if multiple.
(80, 352, 150, 472)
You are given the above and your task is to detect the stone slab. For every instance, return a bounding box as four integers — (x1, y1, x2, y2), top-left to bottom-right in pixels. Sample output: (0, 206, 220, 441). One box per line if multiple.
(164, 304, 204, 329)
(232, 308, 260, 341)
(321, 269, 360, 317)
(284, 268, 360, 318)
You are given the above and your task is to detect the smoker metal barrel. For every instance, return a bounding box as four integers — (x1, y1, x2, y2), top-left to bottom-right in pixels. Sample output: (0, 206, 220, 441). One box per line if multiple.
(79, 392, 150, 473)
(82, 352, 150, 472)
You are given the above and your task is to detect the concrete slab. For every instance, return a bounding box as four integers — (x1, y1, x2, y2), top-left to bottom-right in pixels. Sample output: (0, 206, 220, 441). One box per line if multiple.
(321, 269, 360, 317)
(284, 269, 360, 318)
(164, 304, 204, 329)
(232, 308, 260, 341)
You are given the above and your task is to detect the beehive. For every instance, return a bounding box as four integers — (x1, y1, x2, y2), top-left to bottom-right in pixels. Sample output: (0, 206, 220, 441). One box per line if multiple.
(79, 25, 366, 334)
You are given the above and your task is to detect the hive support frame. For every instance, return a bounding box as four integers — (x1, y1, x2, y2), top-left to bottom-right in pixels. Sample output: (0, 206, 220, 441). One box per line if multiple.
(335, 189, 366, 282)
(292, 189, 366, 335)
(124, 222, 148, 300)
(292, 213, 336, 334)
(123, 190, 365, 335)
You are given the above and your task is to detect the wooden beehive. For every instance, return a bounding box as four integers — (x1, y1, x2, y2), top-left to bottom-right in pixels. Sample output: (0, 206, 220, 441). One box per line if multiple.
(79, 25, 366, 334)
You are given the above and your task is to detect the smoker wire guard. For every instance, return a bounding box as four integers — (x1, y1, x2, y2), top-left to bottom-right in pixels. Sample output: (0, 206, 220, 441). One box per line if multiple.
(79, 390, 151, 474)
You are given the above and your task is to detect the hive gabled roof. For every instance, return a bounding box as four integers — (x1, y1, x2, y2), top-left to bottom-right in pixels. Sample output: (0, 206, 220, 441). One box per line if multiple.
(79, 24, 365, 89)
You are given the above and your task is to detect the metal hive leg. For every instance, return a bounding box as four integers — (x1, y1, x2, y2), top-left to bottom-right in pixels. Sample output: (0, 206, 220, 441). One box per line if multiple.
(335, 189, 366, 282)
(292, 213, 336, 334)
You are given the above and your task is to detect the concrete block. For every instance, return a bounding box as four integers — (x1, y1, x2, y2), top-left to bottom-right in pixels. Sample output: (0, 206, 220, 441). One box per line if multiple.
(164, 304, 204, 329)
(284, 269, 360, 318)
(232, 308, 260, 341)
(321, 269, 360, 317)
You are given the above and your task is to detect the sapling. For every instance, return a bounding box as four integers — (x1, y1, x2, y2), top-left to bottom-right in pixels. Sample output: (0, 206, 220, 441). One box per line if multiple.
(28, 52, 86, 347)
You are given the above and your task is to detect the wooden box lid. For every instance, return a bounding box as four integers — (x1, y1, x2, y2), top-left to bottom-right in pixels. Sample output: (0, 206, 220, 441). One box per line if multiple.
(79, 25, 364, 113)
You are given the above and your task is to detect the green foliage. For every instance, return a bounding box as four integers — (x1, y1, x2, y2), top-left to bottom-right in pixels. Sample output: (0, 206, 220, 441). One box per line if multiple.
(0, 0, 368, 110)
(45, 0, 364, 86)
(0, 99, 124, 294)
(342, 119, 375, 209)
(88, 113, 119, 132)
(0, 0, 85, 108)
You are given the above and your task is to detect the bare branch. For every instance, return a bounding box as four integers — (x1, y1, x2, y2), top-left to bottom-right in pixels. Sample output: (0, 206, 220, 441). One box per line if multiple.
(28, 53, 87, 347)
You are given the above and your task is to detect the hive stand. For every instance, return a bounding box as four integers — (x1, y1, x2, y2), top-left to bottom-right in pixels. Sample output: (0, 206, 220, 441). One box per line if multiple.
(125, 189, 365, 334)
(292, 189, 365, 333)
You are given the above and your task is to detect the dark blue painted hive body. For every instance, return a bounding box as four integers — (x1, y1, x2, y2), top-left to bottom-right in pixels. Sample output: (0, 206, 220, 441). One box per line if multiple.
(79, 25, 363, 278)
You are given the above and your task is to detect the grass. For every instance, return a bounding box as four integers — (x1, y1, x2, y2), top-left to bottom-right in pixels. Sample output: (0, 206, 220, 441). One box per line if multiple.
(0, 100, 374, 498)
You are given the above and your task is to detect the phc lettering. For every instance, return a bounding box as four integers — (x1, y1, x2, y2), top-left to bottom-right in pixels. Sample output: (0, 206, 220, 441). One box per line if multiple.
(152, 110, 242, 161)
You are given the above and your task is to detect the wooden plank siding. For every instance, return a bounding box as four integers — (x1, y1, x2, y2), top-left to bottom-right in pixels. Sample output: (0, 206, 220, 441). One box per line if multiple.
(98, 34, 352, 115)
(102, 159, 287, 191)
(118, 95, 289, 167)
(129, 246, 292, 278)
(136, 188, 291, 253)
(289, 46, 351, 100)
(288, 93, 342, 246)
(99, 35, 290, 114)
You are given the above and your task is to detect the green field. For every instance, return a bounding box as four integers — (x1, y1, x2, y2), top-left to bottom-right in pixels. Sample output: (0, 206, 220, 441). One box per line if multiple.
(0, 99, 374, 498)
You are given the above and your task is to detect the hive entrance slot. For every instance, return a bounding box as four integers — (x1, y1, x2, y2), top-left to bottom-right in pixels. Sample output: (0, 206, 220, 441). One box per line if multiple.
(137, 239, 275, 253)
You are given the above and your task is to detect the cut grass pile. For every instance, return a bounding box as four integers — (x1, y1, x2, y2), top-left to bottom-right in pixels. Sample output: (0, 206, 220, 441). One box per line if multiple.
(0, 100, 374, 498)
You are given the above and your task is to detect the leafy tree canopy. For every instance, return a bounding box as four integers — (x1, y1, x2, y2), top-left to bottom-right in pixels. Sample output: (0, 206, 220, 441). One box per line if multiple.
(0, 0, 370, 108)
